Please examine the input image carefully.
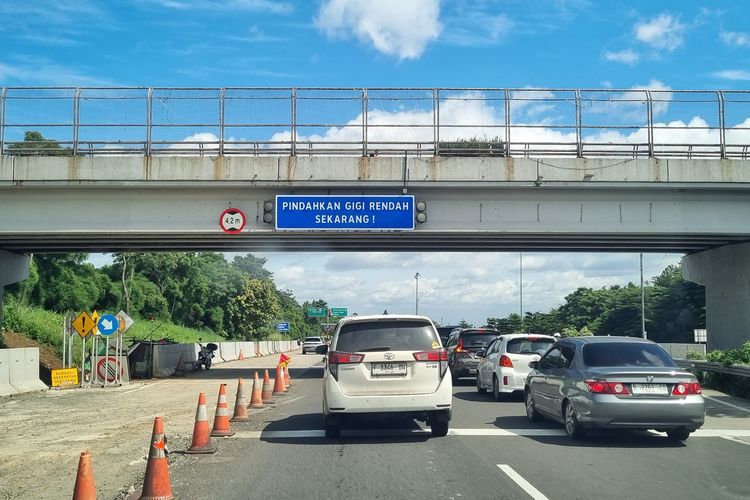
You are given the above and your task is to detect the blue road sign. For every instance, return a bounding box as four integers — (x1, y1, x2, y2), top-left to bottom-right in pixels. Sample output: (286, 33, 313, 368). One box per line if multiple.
(276, 322, 290, 332)
(97, 314, 120, 337)
(275, 195, 415, 231)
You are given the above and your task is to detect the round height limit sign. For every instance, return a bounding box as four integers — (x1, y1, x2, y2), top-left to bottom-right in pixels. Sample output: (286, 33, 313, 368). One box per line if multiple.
(220, 208, 246, 234)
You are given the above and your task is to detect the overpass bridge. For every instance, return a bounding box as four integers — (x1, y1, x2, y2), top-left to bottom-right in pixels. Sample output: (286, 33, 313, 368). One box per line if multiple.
(1, 87, 749, 350)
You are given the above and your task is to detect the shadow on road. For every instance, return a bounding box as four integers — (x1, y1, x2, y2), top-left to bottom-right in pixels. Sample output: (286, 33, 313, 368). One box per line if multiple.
(183, 365, 324, 380)
(526, 431, 686, 448)
(259, 412, 433, 445)
(492, 415, 561, 430)
(453, 391, 524, 403)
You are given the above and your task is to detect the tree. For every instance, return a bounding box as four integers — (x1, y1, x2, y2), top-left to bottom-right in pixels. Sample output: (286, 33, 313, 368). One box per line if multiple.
(227, 278, 282, 340)
(439, 136, 506, 157)
(232, 254, 273, 280)
(7, 131, 72, 156)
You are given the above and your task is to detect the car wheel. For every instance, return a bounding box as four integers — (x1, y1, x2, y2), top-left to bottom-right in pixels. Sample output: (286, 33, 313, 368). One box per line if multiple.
(430, 419, 449, 437)
(525, 390, 541, 422)
(476, 375, 487, 393)
(563, 401, 584, 440)
(492, 376, 503, 402)
(666, 427, 691, 442)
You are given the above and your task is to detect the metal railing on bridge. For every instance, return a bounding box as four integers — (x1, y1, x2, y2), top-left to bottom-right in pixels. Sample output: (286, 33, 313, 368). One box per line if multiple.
(1, 87, 749, 159)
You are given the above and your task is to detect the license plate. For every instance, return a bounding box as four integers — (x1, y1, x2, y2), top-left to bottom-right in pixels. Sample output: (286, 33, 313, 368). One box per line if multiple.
(371, 362, 407, 376)
(631, 383, 668, 395)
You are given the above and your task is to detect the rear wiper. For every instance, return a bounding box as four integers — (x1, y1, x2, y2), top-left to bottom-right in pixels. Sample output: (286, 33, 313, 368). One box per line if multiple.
(358, 346, 391, 352)
(518, 350, 541, 355)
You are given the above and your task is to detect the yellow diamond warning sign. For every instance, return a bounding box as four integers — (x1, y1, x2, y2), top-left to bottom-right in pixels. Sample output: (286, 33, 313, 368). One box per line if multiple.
(72, 311, 95, 338)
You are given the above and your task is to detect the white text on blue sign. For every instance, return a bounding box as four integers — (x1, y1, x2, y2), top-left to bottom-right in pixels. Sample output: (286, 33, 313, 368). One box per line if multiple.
(275, 195, 415, 231)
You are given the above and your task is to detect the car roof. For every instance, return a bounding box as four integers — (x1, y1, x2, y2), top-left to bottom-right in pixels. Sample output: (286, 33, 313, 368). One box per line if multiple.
(458, 328, 500, 335)
(565, 335, 655, 344)
(336, 314, 434, 328)
(499, 333, 556, 340)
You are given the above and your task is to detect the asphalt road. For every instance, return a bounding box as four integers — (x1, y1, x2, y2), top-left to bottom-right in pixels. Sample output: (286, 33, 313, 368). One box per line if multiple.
(167, 355, 750, 500)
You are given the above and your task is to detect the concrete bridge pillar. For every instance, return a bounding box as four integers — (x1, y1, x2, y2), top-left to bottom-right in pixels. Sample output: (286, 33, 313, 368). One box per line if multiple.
(682, 242, 750, 351)
(0, 251, 30, 332)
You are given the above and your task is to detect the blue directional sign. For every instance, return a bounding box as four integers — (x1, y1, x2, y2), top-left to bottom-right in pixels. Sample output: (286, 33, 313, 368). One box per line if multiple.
(276, 322, 290, 332)
(97, 314, 120, 337)
(275, 195, 415, 231)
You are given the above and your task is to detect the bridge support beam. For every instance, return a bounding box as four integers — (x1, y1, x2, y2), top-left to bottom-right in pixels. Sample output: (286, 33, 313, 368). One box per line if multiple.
(682, 242, 750, 350)
(0, 251, 30, 334)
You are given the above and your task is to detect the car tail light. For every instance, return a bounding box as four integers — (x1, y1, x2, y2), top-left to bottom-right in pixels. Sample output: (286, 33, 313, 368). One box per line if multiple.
(413, 350, 448, 361)
(414, 349, 449, 378)
(328, 351, 364, 381)
(672, 380, 702, 396)
(499, 355, 513, 368)
(455, 339, 464, 352)
(585, 380, 631, 396)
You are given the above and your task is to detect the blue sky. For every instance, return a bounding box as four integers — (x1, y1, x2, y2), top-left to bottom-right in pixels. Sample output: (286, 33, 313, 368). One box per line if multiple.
(5, 0, 748, 325)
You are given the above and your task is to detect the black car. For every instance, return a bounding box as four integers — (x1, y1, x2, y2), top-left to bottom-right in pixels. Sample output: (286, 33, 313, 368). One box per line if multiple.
(446, 328, 501, 382)
(436, 326, 460, 347)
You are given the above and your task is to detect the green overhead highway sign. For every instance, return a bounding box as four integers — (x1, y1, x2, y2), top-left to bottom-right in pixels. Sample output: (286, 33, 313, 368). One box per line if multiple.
(307, 307, 327, 317)
(330, 308, 348, 317)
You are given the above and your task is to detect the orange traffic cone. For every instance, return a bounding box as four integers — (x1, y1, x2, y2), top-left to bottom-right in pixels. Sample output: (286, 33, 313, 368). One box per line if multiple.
(284, 365, 292, 388)
(186, 393, 217, 454)
(261, 369, 274, 404)
(72, 450, 96, 500)
(280, 365, 289, 392)
(272, 365, 286, 396)
(211, 384, 236, 437)
(249, 371, 264, 408)
(239, 349, 244, 361)
(231, 378, 250, 422)
(139, 416, 174, 500)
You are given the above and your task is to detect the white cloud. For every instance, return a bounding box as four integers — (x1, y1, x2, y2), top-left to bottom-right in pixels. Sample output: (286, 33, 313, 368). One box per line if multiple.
(720, 31, 750, 48)
(0, 61, 110, 86)
(442, 13, 513, 47)
(603, 49, 639, 65)
(634, 13, 685, 52)
(315, 0, 442, 60)
(712, 70, 750, 81)
(139, 0, 292, 14)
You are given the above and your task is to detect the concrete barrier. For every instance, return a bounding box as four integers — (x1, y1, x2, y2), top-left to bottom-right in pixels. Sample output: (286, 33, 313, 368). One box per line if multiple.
(220, 342, 238, 361)
(152, 344, 200, 378)
(4, 348, 47, 394)
(660, 343, 707, 359)
(240, 342, 256, 358)
(0, 349, 20, 397)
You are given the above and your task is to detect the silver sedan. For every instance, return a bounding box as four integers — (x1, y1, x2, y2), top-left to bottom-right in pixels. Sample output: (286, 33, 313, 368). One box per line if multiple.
(525, 336, 705, 441)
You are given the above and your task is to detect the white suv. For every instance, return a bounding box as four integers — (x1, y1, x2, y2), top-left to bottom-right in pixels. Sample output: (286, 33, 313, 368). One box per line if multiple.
(320, 314, 453, 438)
(476, 334, 556, 400)
(301, 336, 327, 354)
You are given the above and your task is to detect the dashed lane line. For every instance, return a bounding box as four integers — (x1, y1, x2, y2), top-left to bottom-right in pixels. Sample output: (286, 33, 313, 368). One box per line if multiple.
(497, 464, 550, 500)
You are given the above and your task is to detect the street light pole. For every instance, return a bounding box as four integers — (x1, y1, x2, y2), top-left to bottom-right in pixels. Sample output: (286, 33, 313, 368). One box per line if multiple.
(415, 273, 421, 315)
(640, 253, 646, 339)
(519, 252, 524, 318)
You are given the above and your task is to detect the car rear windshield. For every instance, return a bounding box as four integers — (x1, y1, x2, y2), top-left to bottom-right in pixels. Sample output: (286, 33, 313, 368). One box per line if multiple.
(336, 320, 437, 352)
(582, 342, 676, 368)
(459, 333, 499, 350)
(507, 338, 555, 355)
(304, 337, 322, 342)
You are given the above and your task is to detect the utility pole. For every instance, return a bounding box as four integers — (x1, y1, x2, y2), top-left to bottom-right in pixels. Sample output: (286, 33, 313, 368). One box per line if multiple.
(415, 273, 421, 315)
(519, 252, 524, 318)
(640, 253, 646, 339)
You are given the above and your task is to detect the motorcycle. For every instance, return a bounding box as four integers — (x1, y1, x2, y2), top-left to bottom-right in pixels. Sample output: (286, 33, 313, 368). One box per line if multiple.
(196, 342, 218, 370)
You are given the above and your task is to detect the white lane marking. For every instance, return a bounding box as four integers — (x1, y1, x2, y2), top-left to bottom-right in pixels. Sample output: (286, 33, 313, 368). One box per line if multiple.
(720, 435, 750, 446)
(228, 428, 750, 439)
(118, 380, 169, 396)
(704, 395, 750, 414)
(497, 464, 550, 500)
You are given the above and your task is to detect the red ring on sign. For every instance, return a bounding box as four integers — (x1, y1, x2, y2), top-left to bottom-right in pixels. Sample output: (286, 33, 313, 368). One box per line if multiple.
(96, 356, 123, 383)
(219, 208, 246, 234)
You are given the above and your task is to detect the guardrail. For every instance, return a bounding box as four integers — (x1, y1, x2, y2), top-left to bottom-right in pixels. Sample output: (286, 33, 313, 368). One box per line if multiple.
(674, 359, 750, 378)
(1, 87, 749, 159)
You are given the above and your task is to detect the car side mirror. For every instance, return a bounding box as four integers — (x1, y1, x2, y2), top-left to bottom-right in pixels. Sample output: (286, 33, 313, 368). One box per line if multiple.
(315, 345, 329, 355)
(528, 361, 539, 370)
(476, 349, 485, 357)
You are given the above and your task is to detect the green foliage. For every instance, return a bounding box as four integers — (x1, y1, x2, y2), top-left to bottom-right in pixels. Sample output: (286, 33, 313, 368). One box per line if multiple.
(457, 319, 474, 328)
(227, 278, 282, 340)
(561, 326, 579, 338)
(685, 351, 706, 360)
(2, 297, 66, 357)
(690, 342, 750, 398)
(7, 131, 72, 156)
(439, 136, 506, 156)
